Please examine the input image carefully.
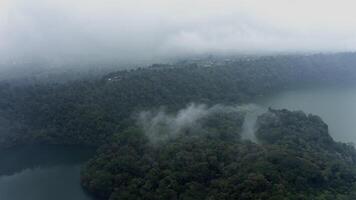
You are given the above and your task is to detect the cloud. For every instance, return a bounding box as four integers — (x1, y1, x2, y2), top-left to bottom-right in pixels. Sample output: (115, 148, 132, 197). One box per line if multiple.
(137, 103, 262, 143)
(1, 0, 356, 64)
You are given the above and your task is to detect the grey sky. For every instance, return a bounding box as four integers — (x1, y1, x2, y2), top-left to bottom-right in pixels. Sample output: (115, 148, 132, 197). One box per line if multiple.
(1, 0, 356, 63)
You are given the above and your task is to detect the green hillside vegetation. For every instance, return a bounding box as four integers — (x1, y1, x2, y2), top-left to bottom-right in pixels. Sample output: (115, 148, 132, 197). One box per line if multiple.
(1, 53, 356, 199)
(1, 53, 356, 147)
(81, 109, 356, 200)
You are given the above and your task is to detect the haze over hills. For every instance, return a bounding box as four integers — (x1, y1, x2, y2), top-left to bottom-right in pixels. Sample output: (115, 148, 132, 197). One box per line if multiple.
(0, 53, 355, 147)
(2, 0, 356, 69)
(2, 0, 356, 200)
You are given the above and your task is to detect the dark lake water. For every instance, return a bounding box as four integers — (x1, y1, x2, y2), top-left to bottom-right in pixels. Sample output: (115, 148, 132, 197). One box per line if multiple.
(257, 85, 356, 144)
(0, 145, 95, 200)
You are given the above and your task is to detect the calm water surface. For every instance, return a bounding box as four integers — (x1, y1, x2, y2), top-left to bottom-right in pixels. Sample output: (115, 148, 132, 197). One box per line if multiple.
(0, 146, 95, 200)
(257, 85, 356, 143)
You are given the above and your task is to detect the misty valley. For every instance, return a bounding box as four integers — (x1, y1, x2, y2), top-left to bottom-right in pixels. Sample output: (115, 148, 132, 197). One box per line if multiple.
(2, 54, 356, 199)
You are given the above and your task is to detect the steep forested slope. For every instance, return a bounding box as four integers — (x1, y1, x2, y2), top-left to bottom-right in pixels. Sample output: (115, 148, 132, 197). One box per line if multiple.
(81, 109, 356, 200)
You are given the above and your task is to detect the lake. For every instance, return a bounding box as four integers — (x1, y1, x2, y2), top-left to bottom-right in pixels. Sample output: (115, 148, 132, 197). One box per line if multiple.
(257, 85, 356, 144)
(0, 145, 95, 200)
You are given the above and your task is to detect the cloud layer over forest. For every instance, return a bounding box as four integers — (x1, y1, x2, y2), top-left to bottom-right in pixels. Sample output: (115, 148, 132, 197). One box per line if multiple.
(1, 0, 356, 64)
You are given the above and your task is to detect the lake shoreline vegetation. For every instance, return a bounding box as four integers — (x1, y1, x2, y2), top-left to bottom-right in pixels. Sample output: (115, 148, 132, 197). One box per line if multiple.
(2, 53, 356, 199)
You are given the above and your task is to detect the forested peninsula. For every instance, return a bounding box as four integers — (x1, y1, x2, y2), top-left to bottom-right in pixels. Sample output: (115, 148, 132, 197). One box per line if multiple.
(2, 53, 356, 199)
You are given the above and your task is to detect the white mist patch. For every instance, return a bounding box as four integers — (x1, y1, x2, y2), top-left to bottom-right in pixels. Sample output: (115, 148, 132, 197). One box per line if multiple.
(138, 103, 263, 143)
(241, 105, 266, 142)
(138, 104, 209, 142)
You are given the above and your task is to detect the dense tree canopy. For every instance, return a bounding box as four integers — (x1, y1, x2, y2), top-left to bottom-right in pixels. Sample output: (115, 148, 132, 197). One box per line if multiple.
(81, 109, 356, 200)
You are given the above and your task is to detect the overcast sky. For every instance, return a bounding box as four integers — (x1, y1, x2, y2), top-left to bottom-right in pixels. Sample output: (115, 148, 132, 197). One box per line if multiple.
(1, 0, 356, 63)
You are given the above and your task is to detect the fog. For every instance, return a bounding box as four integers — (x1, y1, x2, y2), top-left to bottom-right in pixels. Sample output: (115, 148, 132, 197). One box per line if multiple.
(138, 103, 262, 143)
(1, 0, 356, 66)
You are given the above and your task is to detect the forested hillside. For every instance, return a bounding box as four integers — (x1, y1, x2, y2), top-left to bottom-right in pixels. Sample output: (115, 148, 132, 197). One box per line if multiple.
(1, 53, 356, 199)
(81, 109, 356, 200)
(0, 53, 356, 147)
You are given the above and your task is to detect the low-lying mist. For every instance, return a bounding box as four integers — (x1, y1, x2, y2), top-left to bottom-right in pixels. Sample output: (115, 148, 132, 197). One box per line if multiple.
(137, 103, 265, 143)
(1, 0, 356, 73)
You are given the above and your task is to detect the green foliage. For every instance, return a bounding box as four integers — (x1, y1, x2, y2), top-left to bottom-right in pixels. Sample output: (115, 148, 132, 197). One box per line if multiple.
(1, 53, 356, 147)
(81, 109, 356, 200)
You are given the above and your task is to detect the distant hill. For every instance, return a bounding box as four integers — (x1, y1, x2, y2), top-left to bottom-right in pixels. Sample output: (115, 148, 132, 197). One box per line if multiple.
(0, 53, 356, 147)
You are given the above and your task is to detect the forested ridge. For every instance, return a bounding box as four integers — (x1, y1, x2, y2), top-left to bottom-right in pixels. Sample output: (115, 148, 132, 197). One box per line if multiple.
(1, 53, 356, 147)
(81, 109, 356, 200)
